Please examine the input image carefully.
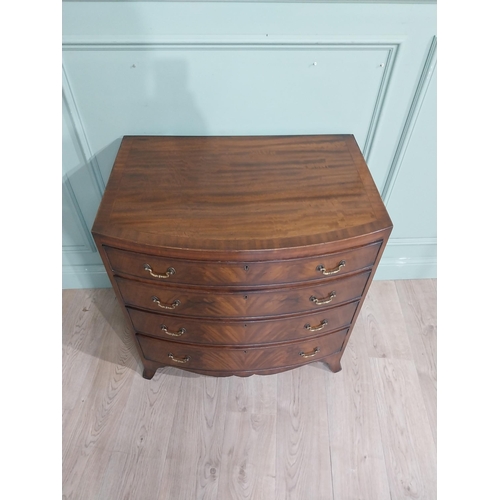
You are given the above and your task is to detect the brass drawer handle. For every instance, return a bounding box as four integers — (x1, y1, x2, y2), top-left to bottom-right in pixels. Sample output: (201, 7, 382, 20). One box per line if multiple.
(304, 319, 328, 332)
(299, 347, 320, 358)
(168, 353, 191, 363)
(310, 291, 336, 305)
(316, 260, 346, 276)
(161, 325, 186, 337)
(144, 264, 176, 279)
(152, 296, 181, 310)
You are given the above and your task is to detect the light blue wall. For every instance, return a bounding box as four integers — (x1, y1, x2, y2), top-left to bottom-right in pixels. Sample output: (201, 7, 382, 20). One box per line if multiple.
(62, 1, 437, 288)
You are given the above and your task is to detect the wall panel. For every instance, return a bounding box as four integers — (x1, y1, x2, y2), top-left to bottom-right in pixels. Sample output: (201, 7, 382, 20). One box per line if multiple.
(62, 1, 437, 288)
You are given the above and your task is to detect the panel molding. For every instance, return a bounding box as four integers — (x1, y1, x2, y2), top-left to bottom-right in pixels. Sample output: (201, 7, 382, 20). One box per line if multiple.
(62, 36, 401, 164)
(62, 65, 105, 195)
(63, 1, 437, 4)
(62, 34, 404, 47)
(61, 33, 438, 286)
(62, 65, 107, 258)
(62, 176, 96, 253)
(381, 36, 436, 203)
(363, 43, 398, 162)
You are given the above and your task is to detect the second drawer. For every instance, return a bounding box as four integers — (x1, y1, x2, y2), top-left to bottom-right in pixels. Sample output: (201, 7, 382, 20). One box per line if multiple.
(116, 270, 371, 318)
(127, 300, 359, 345)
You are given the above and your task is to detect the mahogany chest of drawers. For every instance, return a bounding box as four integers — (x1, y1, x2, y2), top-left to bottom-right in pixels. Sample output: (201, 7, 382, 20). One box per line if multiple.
(92, 135, 392, 379)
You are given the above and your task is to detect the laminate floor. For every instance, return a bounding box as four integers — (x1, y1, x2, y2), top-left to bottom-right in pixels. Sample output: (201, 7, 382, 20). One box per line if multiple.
(62, 279, 437, 500)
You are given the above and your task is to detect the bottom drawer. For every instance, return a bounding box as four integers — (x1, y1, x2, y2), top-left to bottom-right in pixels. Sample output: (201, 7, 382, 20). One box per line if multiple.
(136, 329, 349, 373)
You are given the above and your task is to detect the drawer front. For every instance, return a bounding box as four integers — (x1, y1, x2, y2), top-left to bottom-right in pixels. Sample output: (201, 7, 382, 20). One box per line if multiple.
(104, 241, 381, 287)
(116, 270, 370, 319)
(127, 300, 359, 345)
(137, 329, 349, 372)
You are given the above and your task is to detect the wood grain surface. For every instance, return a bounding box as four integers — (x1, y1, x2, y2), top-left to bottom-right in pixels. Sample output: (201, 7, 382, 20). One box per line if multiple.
(92, 135, 392, 257)
(103, 241, 381, 287)
(395, 280, 437, 445)
(126, 300, 358, 345)
(62, 279, 436, 500)
(114, 270, 370, 319)
(91, 134, 392, 379)
(327, 322, 392, 499)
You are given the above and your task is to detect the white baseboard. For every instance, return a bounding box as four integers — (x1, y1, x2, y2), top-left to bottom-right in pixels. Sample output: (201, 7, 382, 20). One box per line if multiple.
(62, 243, 436, 289)
(374, 256, 437, 280)
(62, 265, 111, 289)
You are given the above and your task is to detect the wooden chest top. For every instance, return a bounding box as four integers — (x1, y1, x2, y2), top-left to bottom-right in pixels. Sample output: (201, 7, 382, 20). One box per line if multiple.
(92, 135, 392, 258)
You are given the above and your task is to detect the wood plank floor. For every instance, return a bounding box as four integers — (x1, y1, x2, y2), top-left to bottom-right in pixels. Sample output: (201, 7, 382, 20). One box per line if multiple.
(62, 279, 437, 500)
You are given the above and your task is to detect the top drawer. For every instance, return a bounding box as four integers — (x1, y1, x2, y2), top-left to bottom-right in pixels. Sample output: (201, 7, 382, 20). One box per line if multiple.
(103, 241, 381, 287)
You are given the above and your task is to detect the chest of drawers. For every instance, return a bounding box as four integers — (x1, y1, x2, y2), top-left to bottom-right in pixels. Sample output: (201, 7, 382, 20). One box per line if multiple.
(92, 135, 392, 379)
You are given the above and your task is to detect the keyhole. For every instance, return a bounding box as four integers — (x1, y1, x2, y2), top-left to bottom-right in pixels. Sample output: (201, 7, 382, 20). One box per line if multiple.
(244, 265, 249, 271)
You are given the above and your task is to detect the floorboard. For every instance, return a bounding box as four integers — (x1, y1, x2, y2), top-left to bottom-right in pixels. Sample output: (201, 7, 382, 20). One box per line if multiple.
(62, 279, 437, 500)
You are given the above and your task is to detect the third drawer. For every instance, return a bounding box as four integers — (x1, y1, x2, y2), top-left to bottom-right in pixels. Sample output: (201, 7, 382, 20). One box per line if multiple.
(127, 299, 359, 345)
